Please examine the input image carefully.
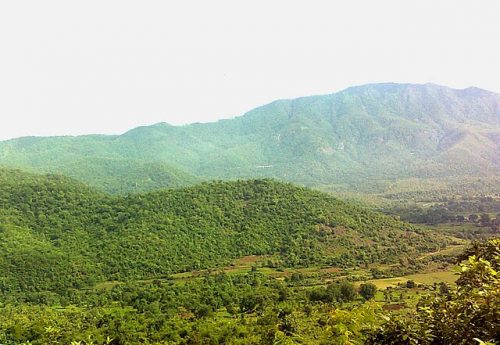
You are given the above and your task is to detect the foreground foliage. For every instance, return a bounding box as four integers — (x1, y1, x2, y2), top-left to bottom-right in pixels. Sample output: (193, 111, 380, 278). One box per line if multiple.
(370, 238, 500, 344)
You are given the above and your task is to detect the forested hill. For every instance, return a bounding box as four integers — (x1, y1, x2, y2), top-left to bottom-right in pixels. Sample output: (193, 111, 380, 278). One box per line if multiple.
(0, 83, 499, 193)
(0, 168, 446, 295)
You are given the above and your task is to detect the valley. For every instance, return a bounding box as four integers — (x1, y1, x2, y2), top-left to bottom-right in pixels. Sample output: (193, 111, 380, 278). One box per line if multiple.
(0, 83, 498, 344)
(0, 165, 497, 344)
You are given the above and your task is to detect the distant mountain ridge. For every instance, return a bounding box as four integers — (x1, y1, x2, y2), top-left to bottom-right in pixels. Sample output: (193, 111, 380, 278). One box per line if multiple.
(1, 83, 499, 193)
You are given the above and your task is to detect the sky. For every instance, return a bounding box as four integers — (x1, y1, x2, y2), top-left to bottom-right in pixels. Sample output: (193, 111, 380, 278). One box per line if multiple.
(0, 0, 499, 140)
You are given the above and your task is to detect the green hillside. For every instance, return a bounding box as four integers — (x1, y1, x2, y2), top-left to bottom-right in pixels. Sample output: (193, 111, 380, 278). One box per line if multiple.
(0, 83, 498, 194)
(0, 168, 447, 295)
(0, 137, 198, 194)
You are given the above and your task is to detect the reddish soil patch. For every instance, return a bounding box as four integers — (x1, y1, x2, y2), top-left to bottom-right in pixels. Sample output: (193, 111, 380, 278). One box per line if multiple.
(233, 255, 263, 266)
(320, 267, 341, 273)
(383, 303, 406, 311)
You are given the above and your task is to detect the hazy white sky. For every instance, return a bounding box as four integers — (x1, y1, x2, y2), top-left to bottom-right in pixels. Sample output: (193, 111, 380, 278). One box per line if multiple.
(0, 0, 499, 140)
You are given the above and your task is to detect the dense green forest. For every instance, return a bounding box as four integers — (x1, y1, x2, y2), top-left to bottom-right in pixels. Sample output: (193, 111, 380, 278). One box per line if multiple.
(0, 168, 497, 343)
(1, 83, 498, 194)
(0, 167, 449, 298)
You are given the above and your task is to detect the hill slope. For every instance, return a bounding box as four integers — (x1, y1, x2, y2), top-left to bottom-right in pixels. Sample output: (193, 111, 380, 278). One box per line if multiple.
(0, 135, 199, 193)
(0, 168, 446, 294)
(0, 83, 498, 193)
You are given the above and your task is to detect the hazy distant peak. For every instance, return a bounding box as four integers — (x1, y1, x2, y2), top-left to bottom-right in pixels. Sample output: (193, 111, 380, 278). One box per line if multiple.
(0, 81, 498, 193)
(339, 82, 496, 96)
(122, 121, 174, 136)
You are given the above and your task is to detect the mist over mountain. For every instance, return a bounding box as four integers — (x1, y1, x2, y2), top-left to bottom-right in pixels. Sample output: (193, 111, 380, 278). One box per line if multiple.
(1, 83, 499, 193)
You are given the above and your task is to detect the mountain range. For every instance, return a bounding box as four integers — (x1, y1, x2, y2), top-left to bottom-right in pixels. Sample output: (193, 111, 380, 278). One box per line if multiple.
(1, 83, 498, 194)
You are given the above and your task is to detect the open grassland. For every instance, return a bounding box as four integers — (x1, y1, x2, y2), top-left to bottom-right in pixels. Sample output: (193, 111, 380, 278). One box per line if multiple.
(367, 269, 458, 289)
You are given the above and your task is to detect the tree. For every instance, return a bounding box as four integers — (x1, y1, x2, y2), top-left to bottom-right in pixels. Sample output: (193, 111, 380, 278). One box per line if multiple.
(480, 213, 491, 226)
(339, 281, 357, 302)
(194, 304, 213, 319)
(359, 283, 377, 300)
(469, 214, 479, 222)
(405, 280, 415, 289)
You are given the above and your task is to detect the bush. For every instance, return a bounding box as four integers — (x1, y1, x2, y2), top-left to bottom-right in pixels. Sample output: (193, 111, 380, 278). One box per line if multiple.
(359, 283, 377, 300)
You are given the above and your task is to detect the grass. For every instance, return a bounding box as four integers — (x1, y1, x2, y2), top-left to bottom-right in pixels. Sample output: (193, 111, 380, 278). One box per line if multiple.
(404, 270, 458, 285)
(416, 244, 466, 260)
(367, 268, 458, 289)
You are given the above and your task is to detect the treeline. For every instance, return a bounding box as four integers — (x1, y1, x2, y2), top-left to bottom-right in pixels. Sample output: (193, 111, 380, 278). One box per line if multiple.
(394, 207, 499, 227)
(385, 196, 500, 231)
(381, 176, 500, 203)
